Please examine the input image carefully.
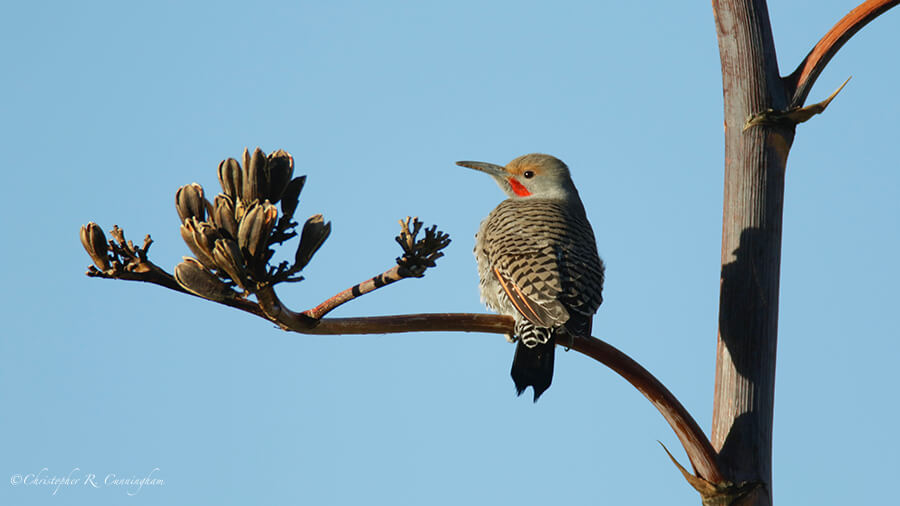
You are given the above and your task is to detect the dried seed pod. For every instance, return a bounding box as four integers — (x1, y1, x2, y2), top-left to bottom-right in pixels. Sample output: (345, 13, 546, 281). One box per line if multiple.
(212, 194, 238, 239)
(217, 158, 242, 199)
(241, 147, 268, 204)
(234, 195, 254, 223)
(295, 214, 331, 270)
(180, 218, 218, 268)
(80, 222, 110, 271)
(192, 220, 221, 266)
(266, 149, 293, 204)
(237, 201, 278, 260)
(212, 238, 250, 290)
(242, 147, 252, 182)
(236, 201, 259, 256)
(280, 176, 306, 222)
(175, 183, 208, 223)
(174, 257, 234, 302)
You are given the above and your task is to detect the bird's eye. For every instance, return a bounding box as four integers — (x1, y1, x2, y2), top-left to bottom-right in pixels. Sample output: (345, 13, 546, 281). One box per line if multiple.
(523, 170, 535, 179)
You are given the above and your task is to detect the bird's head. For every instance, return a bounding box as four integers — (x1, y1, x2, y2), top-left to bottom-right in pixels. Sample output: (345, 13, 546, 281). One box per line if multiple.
(457, 153, 578, 200)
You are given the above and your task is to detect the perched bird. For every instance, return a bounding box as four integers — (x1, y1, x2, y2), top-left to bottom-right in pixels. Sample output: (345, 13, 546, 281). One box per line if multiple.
(457, 154, 604, 401)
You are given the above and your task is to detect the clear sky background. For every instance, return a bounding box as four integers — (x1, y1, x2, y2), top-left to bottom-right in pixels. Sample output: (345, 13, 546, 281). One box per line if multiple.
(2, 1, 898, 505)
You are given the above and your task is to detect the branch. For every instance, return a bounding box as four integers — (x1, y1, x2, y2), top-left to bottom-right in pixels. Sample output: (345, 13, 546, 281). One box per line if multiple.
(284, 310, 513, 335)
(274, 304, 727, 484)
(253, 284, 729, 484)
(83, 224, 724, 484)
(565, 333, 725, 485)
(785, 0, 899, 108)
(81, 223, 270, 319)
(81, 147, 725, 493)
(301, 217, 451, 320)
(82, 149, 454, 328)
(300, 266, 408, 320)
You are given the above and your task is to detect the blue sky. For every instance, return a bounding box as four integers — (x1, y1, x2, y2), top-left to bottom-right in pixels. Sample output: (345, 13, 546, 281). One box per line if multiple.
(2, 1, 898, 505)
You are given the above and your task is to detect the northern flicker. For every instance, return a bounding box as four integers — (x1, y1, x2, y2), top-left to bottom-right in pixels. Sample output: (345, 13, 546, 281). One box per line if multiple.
(458, 154, 604, 401)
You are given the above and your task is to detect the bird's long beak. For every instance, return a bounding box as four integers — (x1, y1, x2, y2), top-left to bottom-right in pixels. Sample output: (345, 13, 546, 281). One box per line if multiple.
(456, 160, 507, 178)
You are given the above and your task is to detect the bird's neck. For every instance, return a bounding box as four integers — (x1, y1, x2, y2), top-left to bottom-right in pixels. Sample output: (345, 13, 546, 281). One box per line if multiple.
(508, 186, 582, 204)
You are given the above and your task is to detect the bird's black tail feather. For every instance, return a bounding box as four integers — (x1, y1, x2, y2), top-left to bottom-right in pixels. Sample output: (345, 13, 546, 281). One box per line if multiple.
(510, 336, 555, 402)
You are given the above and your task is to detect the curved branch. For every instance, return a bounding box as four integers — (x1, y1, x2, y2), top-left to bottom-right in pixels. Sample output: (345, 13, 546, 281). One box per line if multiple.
(257, 288, 726, 483)
(300, 314, 726, 483)
(785, 0, 899, 108)
(567, 333, 724, 484)
(301, 314, 727, 483)
(91, 261, 726, 484)
(83, 224, 724, 485)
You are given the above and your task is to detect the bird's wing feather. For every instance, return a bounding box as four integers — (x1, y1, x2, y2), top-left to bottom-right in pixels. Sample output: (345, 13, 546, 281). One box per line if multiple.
(556, 239, 605, 317)
(482, 198, 603, 327)
(491, 267, 564, 327)
(491, 248, 570, 327)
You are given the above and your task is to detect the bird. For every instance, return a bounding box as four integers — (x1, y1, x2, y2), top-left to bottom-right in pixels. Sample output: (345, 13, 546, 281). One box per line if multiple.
(457, 154, 604, 401)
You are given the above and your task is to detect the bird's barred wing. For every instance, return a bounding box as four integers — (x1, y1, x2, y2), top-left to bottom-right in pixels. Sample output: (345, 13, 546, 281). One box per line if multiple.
(481, 198, 604, 327)
(490, 247, 571, 328)
(556, 238, 605, 317)
(491, 267, 564, 328)
(489, 237, 603, 326)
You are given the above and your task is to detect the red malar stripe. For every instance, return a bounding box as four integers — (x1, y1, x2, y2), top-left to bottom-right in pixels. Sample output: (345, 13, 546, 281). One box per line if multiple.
(508, 178, 531, 197)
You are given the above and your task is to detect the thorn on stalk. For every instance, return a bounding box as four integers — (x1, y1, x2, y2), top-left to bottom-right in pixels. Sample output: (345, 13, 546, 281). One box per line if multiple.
(744, 76, 851, 131)
(658, 441, 761, 506)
